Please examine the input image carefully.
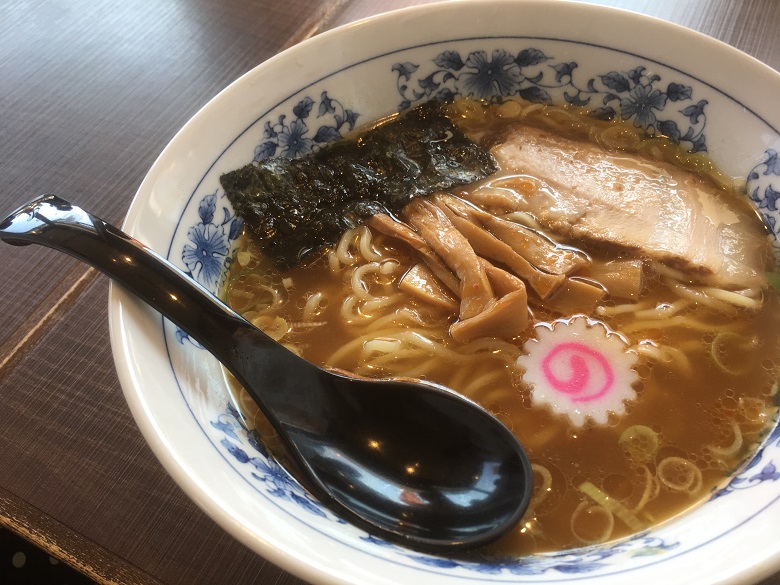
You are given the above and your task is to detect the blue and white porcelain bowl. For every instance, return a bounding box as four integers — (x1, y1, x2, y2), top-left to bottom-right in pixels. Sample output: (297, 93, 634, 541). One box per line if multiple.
(111, 1, 780, 584)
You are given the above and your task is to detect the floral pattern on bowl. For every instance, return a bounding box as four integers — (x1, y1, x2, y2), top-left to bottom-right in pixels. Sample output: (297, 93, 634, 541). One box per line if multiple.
(748, 149, 780, 262)
(393, 48, 709, 153)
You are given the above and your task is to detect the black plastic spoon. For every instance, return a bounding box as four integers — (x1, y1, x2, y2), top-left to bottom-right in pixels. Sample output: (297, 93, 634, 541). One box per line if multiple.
(0, 194, 532, 552)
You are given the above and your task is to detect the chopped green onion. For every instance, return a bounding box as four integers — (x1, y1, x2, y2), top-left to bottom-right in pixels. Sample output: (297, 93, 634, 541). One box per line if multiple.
(579, 481, 644, 532)
(570, 501, 614, 544)
(657, 457, 702, 493)
(706, 421, 743, 457)
(531, 464, 553, 507)
(711, 331, 758, 375)
(619, 425, 659, 462)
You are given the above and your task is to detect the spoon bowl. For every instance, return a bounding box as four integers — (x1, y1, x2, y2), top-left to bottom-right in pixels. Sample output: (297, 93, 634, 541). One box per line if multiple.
(0, 194, 533, 552)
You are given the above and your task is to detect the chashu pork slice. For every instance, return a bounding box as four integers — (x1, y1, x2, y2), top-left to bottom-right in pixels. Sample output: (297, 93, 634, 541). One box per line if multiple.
(485, 124, 770, 290)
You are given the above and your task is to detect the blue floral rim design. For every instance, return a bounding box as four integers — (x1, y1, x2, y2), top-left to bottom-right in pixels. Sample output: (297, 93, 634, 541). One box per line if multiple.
(394, 48, 708, 152)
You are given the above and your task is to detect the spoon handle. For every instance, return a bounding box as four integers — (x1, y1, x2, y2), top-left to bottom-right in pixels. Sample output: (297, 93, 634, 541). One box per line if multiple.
(0, 194, 299, 389)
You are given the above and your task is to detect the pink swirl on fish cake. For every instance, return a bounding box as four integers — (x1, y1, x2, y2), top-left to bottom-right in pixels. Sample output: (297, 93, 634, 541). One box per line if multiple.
(541, 342, 614, 403)
(516, 317, 638, 427)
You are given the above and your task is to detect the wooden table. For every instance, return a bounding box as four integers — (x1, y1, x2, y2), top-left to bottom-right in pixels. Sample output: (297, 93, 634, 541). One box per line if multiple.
(0, 1, 778, 583)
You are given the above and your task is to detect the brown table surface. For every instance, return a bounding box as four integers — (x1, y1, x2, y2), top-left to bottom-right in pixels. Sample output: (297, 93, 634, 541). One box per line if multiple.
(1, 0, 779, 583)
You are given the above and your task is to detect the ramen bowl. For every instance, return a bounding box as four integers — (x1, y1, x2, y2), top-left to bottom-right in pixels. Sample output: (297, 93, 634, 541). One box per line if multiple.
(111, 1, 780, 584)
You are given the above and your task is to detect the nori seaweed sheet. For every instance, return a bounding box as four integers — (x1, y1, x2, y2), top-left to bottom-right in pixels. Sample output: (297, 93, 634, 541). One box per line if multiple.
(220, 100, 498, 269)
